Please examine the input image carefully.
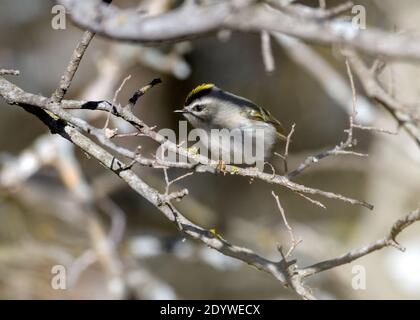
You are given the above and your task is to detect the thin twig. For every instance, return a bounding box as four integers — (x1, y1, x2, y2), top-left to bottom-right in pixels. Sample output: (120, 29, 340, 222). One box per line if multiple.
(159, 188, 189, 205)
(296, 192, 326, 209)
(126, 78, 162, 109)
(261, 30, 275, 72)
(272, 191, 302, 257)
(344, 56, 357, 146)
(0, 76, 374, 210)
(283, 124, 295, 173)
(4, 72, 420, 300)
(300, 208, 420, 277)
(0, 69, 20, 76)
(275, 124, 295, 173)
(58, 0, 420, 61)
(353, 124, 398, 135)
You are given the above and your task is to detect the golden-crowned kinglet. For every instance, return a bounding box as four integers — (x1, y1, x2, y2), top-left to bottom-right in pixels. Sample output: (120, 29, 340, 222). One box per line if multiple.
(174, 84, 287, 164)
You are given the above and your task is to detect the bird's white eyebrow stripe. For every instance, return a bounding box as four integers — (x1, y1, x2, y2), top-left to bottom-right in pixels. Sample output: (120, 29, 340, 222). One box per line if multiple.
(189, 96, 215, 108)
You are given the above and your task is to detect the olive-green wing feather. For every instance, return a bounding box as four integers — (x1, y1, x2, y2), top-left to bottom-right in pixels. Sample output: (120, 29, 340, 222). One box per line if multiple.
(216, 89, 287, 141)
(246, 105, 287, 141)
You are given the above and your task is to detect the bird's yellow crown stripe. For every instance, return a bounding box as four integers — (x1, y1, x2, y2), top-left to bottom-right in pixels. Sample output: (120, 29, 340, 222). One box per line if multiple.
(185, 83, 214, 105)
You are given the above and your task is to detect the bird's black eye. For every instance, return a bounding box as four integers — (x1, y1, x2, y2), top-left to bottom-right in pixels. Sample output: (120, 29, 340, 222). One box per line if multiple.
(193, 104, 204, 112)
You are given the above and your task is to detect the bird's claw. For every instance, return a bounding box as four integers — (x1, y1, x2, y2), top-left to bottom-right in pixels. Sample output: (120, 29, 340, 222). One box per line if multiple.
(216, 160, 227, 173)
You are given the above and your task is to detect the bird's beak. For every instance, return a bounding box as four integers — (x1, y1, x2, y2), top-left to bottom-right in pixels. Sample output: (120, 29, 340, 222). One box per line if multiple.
(174, 108, 187, 113)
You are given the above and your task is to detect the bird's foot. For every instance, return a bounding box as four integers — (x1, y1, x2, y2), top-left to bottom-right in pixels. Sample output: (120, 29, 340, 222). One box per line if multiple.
(216, 160, 227, 173)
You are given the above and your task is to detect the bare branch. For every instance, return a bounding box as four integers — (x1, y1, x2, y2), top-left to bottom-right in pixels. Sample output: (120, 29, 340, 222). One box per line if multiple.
(0, 101, 303, 293)
(51, 31, 95, 103)
(267, 0, 354, 20)
(127, 78, 162, 109)
(344, 56, 357, 145)
(287, 53, 368, 179)
(159, 188, 189, 205)
(275, 124, 295, 174)
(0, 76, 373, 209)
(104, 74, 132, 130)
(273, 33, 375, 124)
(295, 192, 326, 209)
(343, 49, 420, 147)
(0, 69, 20, 76)
(353, 124, 398, 135)
(58, 0, 420, 61)
(272, 191, 302, 257)
(3, 1, 420, 300)
(300, 208, 420, 277)
(261, 30, 275, 72)
(0, 74, 378, 299)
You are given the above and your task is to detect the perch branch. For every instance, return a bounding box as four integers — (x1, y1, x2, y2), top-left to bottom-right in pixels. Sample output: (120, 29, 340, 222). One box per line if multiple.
(343, 49, 420, 147)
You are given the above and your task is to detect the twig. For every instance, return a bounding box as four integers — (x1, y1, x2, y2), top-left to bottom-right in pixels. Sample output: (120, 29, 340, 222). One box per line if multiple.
(353, 124, 398, 135)
(4, 1, 420, 299)
(0, 76, 374, 210)
(343, 49, 420, 147)
(104, 74, 131, 131)
(51, 31, 95, 103)
(287, 55, 367, 179)
(166, 171, 195, 193)
(67, 249, 97, 288)
(334, 150, 368, 157)
(159, 188, 189, 205)
(300, 207, 420, 277)
(127, 78, 162, 109)
(0, 75, 377, 299)
(261, 31, 275, 72)
(269, 1, 354, 20)
(112, 132, 141, 139)
(5, 70, 420, 301)
(53, 130, 128, 298)
(0, 69, 20, 76)
(296, 192, 326, 209)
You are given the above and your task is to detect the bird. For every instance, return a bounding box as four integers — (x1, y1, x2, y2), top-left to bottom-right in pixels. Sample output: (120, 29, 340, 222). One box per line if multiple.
(174, 84, 287, 167)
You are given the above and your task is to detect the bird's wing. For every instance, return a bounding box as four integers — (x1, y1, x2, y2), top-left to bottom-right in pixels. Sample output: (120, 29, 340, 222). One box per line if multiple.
(244, 103, 287, 141)
(219, 90, 288, 141)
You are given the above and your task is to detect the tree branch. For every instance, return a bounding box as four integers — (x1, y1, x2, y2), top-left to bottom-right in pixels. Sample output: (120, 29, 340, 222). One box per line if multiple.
(0, 76, 374, 210)
(58, 0, 420, 61)
(343, 49, 420, 147)
(300, 208, 420, 277)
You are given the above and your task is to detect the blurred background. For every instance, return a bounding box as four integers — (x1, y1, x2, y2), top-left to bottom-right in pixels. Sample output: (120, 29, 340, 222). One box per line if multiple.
(0, 0, 419, 299)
